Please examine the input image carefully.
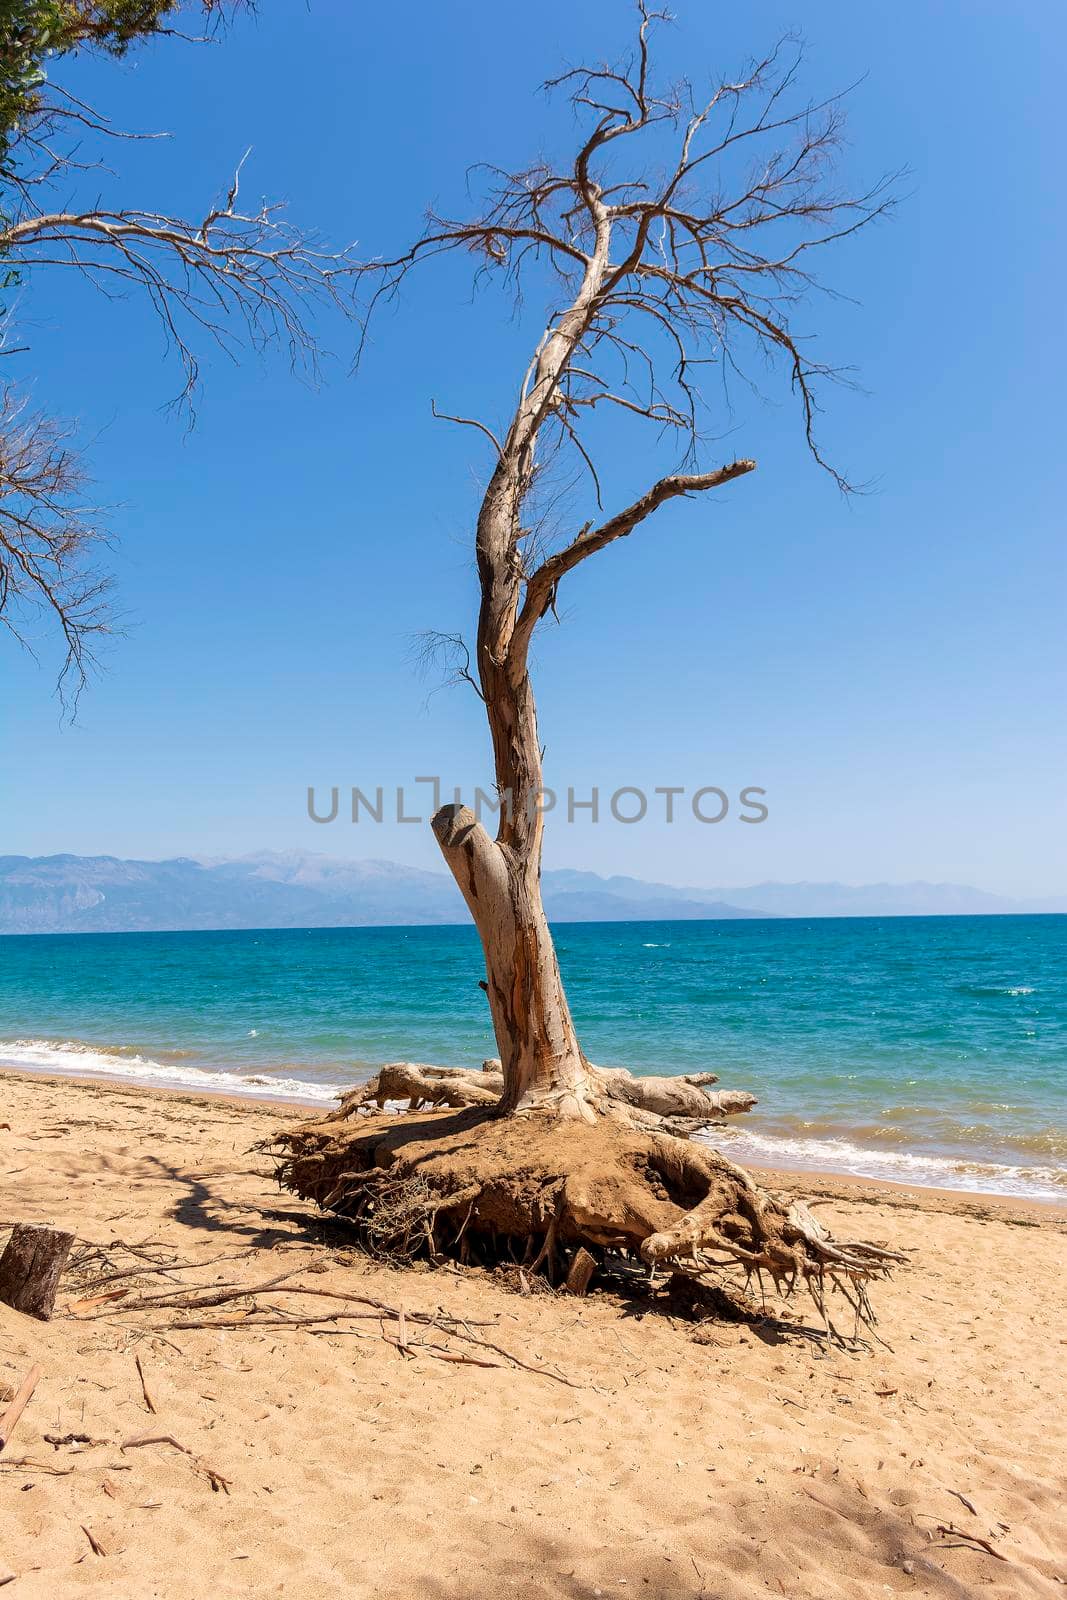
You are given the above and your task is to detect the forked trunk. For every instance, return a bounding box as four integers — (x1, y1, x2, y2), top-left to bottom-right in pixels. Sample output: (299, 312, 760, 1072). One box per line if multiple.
(430, 466, 602, 1119)
(432, 803, 597, 1119)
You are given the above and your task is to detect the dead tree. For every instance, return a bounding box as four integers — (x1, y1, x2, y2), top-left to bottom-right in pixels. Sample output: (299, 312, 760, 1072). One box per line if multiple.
(277, 9, 904, 1320)
(359, 9, 893, 1120)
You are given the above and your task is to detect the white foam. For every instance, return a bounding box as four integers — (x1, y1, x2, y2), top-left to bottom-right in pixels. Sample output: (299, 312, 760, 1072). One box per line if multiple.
(0, 1038, 343, 1105)
(4, 1037, 1064, 1202)
(698, 1124, 1066, 1202)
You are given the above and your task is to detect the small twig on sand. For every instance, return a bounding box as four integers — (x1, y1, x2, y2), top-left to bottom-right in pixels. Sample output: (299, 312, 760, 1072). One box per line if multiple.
(936, 1523, 1008, 1561)
(450, 1331, 581, 1388)
(76, 1246, 260, 1292)
(134, 1354, 156, 1414)
(120, 1432, 232, 1494)
(0, 1456, 73, 1476)
(99, 1267, 308, 1315)
(396, 1343, 501, 1370)
(80, 1525, 107, 1557)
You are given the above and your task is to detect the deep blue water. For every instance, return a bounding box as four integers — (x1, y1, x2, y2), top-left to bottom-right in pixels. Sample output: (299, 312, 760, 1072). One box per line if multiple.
(1, 916, 1064, 1199)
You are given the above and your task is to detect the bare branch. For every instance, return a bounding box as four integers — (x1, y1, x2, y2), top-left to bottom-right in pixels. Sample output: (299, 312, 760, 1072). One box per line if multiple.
(1, 177, 359, 413)
(0, 55, 359, 697)
(410, 630, 486, 703)
(510, 458, 756, 671)
(0, 389, 111, 709)
(353, 9, 894, 600)
(430, 400, 502, 458)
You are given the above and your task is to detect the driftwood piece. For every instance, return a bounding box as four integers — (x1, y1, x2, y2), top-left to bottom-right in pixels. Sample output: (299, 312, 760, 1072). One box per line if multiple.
(0, 1224, 75, 1320)
(0, 1363, 44, 1453)
(565, 1247, 597, 1296)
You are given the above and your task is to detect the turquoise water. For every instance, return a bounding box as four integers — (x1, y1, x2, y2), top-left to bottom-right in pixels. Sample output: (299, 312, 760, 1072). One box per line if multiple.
(1, 916, 1064, 1200)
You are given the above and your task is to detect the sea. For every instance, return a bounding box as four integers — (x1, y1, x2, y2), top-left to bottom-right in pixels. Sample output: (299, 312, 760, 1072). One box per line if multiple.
(1, 915, 1064, 1202)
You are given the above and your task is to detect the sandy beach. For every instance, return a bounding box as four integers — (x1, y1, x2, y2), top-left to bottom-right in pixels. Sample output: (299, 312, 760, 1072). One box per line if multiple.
(2, 1067, 1065, 1600)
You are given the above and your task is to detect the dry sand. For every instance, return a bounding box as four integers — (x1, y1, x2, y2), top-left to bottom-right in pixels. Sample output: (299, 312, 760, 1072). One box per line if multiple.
(1, 1068, 1065, 1599)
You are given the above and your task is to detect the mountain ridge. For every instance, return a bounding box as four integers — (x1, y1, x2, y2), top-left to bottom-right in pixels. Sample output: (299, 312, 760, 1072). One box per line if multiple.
(0, 851, 1061, 934)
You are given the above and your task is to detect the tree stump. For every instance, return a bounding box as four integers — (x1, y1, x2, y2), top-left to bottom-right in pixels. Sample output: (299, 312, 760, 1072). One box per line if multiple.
(0, 1224, 75, 1320)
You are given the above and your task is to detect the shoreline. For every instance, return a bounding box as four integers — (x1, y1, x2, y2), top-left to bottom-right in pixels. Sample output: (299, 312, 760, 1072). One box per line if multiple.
(4, 1062, 1064, 1218)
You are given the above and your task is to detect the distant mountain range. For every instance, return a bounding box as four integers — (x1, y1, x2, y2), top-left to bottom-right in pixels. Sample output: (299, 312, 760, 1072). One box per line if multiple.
(0, 852, 1062, 935)
(549, 871, 1067, 921)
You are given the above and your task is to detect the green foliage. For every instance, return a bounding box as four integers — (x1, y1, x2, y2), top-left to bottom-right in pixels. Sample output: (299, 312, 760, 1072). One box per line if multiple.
(0, 1, 227, 294)
(0, 2, 215, 172)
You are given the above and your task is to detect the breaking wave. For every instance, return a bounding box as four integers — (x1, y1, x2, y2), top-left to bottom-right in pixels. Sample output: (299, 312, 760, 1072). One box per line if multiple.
(698, 1123, 1067, 1202)
(0, 1037, 344, 1105)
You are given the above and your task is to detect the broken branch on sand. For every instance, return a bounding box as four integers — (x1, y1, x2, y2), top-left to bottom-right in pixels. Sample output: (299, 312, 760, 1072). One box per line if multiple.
(100, 1278, 580, 1386)
(0, 1364, 44, 1454)
(120, 1432, 232, 1494)
(935, 1523, 1009, 1562)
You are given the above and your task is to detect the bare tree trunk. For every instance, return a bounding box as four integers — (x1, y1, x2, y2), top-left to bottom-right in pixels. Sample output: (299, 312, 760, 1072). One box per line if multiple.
(433, 802, 596, 1120)
(429, 465, 602, 1120)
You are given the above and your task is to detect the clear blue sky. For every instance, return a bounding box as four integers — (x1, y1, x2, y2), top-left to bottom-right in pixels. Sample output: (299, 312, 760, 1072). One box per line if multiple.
(3, 1, 1065, 898)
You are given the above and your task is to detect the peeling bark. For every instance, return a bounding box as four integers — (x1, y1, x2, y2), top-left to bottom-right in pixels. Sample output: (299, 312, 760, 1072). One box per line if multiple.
(432, 804, 597, 1120)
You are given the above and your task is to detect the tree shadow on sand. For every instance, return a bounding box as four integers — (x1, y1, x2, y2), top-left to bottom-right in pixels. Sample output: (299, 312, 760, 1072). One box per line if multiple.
(109, 1149, 346, 1253)
(408, 1488, 986, 1600)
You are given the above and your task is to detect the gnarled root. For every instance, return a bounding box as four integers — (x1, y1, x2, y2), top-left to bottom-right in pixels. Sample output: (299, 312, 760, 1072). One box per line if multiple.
(337, 1060, 757, 1134)
(268, 1105, 905, 1340)
(634, 1136, 905, 1337)
(339, 1062, 503, 1112)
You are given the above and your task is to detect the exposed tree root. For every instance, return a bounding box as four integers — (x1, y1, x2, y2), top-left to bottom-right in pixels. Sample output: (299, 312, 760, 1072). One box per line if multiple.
(268, 1094, 905, 1341)
(339, 1060, 758, 1139)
